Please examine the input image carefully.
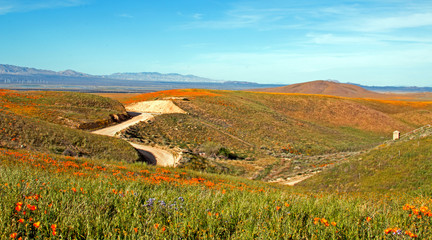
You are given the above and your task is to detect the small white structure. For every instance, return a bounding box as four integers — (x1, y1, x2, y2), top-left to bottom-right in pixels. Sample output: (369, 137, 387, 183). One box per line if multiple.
(393, 131, 400, 140)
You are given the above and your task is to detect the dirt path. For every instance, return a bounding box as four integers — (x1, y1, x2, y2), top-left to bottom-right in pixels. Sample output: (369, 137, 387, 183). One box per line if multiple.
(269, 171, 320, 186)
(92, 100, 184, 167)
(126, 100, 186, 114)
(93, 113, 154, 137)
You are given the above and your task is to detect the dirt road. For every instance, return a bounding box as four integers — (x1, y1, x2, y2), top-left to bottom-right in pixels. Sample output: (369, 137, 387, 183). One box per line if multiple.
(92, 113, 154, 137)
(92, 100, 184, 167)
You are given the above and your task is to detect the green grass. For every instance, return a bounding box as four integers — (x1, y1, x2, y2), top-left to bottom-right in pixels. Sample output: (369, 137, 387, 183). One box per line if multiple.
(122, 90, 432, 177)
(0, 89, 138, 162)
(0, 90, 127, 128)
(299, 135, 432, 194)
(2, 89, 432, 239)
(2, 147, 432, 239)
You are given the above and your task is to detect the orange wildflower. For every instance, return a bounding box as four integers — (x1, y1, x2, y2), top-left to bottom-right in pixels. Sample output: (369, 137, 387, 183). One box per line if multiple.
(366, 217, 372, 222)
(321, 218, 329, 226)
(18, 219, 24, 223)
(134, 228, 138, 233)
(15, 202, 23, 212)
(154, 223, 159, 229)
(10, 233, 17, 238)
(331, 222, 337, 226)
(71, 187, 77, 192)
(27, 204, 37, 211)
(51, 224, 57, 230)
(276, 206, 281, 211)
(33, 221, 41, 228)
(284, 203, 290, 207)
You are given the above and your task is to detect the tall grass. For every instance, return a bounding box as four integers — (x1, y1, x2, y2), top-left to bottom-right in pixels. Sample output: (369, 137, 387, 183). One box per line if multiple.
(1, 147, 431, 239)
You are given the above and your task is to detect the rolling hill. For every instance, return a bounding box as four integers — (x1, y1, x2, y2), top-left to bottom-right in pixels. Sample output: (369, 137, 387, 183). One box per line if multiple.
(0, 89, 139, 162)
(110, 89, 432, 178)
(299, 126, 432, 194)
(2, 89, 432, 239)
(250, 80, 387, 98)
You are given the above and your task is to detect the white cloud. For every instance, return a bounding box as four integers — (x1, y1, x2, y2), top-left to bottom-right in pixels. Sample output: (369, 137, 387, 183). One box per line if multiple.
(192, 13, 203, 20)
(0, 0, 85, 15)
(118, 13, 133, 19)
(354, 13, 432, 32)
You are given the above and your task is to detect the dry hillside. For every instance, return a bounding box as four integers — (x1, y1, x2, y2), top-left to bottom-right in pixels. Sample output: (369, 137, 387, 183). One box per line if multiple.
(251, 80, 389, 98)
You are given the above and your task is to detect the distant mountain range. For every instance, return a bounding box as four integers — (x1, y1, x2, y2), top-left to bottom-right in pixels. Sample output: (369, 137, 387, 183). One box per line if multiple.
(0, 64, 283, 92)
(1, 64, 431, 93)
(0, 64, 218, 82)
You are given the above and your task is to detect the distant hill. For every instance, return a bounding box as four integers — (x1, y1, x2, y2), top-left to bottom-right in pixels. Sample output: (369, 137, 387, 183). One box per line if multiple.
(0, 64, 283, 92)
(250, 80, 385, 98)
(106, 72, 219, 82)
(352, 83, 432, 93)
(0, 64, 212, 82)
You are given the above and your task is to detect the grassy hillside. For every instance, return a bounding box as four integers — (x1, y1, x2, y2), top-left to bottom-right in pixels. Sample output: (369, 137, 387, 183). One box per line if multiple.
(0, 89, 139, 162)
(118, 89, 432, 176)
(2, 89, 432, 239)
(2, 146, 432, 239)
(0, 89, 128, 129)
(299, 133, 432, 194)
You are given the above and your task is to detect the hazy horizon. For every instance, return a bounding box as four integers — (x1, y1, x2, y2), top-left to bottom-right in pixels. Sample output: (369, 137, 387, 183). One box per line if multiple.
(1, 0, 431, 86)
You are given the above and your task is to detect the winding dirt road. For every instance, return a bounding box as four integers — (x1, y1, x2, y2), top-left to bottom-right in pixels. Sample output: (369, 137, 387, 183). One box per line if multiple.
(92, 101, 183, 167)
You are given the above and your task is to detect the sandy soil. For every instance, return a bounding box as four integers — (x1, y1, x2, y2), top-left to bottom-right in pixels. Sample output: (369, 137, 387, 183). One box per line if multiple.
(92, 100, 185, 167)
(92, 113, 154, 136)
(126, 100, 186, 114)
(269, 171, 320, 186)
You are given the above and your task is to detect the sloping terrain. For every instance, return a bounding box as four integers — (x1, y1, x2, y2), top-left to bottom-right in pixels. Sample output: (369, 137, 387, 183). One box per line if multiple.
(2, 88, 432, 239)
(0, 89, 139, 162)
(115, 89, 432, 177)
(299, 128, 432, 194)
(251, 80, 388, 98)
(0, 89, 128, 129)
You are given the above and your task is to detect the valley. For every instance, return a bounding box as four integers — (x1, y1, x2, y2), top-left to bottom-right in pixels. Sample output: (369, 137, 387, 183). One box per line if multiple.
(2, 83, 432, 239)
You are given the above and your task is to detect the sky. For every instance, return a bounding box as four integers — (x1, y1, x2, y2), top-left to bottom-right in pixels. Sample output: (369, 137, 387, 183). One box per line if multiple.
(0, 0, 431, 86)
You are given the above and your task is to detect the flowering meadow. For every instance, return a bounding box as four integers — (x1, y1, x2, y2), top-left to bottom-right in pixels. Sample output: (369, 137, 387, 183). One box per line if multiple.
(1, 147, 432, 239)
(2, 89, 432, 239)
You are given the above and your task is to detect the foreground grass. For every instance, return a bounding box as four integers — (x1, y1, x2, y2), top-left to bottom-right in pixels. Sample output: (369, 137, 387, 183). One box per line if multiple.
(1, 147, 432, 239)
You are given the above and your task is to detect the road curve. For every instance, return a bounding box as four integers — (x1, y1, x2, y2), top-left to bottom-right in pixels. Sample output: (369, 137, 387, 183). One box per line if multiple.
(92, 101, 184, 167)
(92, 112, 154, 137)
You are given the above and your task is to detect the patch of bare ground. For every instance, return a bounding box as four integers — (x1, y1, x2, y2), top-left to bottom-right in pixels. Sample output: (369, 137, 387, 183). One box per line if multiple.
(92, 100, 186, 167)
(263, 152, 360, 185)
(126, 100, 186, 114)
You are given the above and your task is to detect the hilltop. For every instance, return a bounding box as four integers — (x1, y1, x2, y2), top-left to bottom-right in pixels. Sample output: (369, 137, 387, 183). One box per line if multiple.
(250, 80, 388, 98)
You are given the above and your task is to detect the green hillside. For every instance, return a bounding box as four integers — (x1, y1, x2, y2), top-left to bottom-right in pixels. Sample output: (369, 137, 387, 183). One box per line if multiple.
(2, 89, 432, 239)
(121, 89, 432, 176)
(299, 131, 432, 194)
(0, 89, 139, 162)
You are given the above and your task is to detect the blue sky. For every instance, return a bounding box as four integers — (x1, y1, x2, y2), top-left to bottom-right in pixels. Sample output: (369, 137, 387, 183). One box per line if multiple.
(1, 0, 431, 86)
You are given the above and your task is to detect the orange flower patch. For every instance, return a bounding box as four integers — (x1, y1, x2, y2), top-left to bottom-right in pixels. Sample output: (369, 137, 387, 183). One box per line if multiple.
(123, 89, 222, 104)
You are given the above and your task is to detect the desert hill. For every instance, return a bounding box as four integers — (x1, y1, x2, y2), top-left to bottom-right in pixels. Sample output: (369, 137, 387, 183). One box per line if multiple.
(251, 80, 387, 98)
